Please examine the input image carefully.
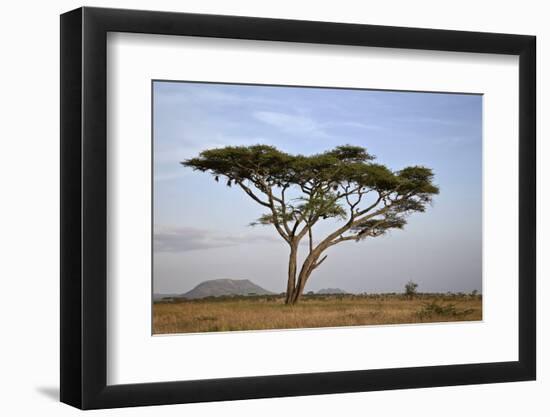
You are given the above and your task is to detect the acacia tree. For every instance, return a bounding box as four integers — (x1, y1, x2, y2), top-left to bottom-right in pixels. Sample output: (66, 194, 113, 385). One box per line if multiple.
(182, 145, 438, 305)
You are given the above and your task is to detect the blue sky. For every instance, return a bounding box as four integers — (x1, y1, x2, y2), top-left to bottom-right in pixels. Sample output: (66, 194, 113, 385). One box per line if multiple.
(153, 81, 482, 295)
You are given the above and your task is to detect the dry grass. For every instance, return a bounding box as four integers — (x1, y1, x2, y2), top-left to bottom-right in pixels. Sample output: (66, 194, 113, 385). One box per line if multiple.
(153, 294, 482, 334)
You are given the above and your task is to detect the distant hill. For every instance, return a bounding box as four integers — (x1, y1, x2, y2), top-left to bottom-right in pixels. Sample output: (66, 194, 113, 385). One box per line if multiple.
(153, 293, 180, 301)
(180, 279, 274, 299)
(317, 288, 347, 295)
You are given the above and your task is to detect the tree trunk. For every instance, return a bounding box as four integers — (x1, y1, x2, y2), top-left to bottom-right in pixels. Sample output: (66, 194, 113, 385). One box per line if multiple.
(291, 249, 323, 304)
(292, 268, 311, 304)
(285, 244, 298, 304)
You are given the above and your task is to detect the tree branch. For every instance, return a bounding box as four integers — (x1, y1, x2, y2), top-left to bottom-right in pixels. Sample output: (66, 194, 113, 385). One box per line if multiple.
(236, 181, 271, 208)
(278, 185, 293, 236)
(356, 192, 386, 216)
(239, 179, 291, 243)
(312, 255, 328, 270)
(308, 224, 313, 254)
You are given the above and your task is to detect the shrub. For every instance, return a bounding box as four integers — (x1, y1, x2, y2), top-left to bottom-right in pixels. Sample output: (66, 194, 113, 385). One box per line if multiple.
(416, 300, 474, 319)
(404, 281, 419, 299)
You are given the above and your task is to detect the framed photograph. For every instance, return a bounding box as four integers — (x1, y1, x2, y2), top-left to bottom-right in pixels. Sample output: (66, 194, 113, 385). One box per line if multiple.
(60, 6, 536, 409)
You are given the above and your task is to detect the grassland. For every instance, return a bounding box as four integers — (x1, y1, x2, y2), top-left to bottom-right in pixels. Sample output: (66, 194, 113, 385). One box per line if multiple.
(153, 294, 482, 334)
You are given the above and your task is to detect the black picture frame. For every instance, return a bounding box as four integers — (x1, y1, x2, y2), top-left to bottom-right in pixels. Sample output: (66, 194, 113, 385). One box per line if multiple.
(60, 6, 536, 410)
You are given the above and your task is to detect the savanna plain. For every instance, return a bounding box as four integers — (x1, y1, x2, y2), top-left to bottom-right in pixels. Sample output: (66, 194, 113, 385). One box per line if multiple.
(153, 293, 482, 334)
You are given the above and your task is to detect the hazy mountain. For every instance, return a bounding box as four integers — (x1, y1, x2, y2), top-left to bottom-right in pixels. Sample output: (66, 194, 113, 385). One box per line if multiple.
(317, 288, 347, 295)
(180, 279, 274, 299)
(153, 293, 180, 301)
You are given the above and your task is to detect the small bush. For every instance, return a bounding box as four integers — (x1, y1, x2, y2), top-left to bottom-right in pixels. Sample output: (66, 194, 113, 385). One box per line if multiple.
(416, 300, 474, 319)
(404, 281, 419, 299)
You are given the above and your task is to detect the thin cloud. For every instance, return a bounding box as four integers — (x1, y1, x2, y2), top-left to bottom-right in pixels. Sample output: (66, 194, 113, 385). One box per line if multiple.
(154, 226, 279, 252)
(323, 120, 385, 131)
(155, 134, 269, 166)
(396, 116, 466, 127)
(253, 110, 385, 139)
(253, 111, 330, 138)
(155, 84, 286, 108)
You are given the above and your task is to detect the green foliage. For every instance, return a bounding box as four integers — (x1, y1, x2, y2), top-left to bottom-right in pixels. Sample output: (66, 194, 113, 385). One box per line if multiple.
(182, 144, 439, 249)
(249, 208, 295, 227)
(351, 213, 407, 239)
(182, 144, 438, 197)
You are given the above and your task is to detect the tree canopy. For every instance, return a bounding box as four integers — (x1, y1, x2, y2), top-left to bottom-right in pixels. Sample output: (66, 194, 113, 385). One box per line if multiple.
(181, 144, 439, 304)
